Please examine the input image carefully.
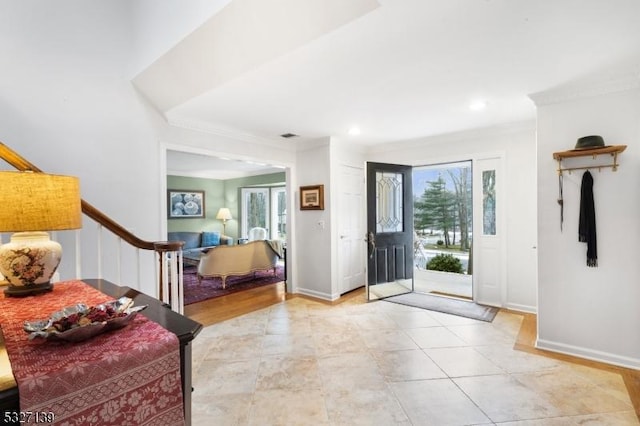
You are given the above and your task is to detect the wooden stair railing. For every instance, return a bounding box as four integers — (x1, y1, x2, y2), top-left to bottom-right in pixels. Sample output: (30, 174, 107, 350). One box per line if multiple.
(0, 142, 186, 313)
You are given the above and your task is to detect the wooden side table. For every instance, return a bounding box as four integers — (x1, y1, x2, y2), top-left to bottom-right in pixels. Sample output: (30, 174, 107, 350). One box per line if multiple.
(0, 279, 202, 425)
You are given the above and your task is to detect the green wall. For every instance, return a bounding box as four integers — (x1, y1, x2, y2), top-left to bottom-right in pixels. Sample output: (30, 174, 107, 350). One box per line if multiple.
(167, 175, 224, 234)
(167, 172, 285, 240)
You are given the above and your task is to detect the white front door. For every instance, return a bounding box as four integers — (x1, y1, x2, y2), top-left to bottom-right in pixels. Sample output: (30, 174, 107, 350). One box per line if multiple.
(337, 165, 366, 294)
(472, 155, 506, 306)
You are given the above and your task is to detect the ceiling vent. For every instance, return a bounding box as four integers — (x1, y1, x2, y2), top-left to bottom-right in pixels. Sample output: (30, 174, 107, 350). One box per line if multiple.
(280, 133, 299, 139)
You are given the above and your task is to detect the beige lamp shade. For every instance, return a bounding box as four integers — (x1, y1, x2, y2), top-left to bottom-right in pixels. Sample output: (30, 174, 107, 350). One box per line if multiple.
(0, 171, 82, 295)
(0, 171, 82, 232)
(216, 207, 232, 235)
(216, 208, 232, 221)
(216, 207, 233, 221)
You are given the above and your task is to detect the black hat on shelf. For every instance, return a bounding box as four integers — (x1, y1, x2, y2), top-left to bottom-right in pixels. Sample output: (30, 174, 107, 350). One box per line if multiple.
(573, 135, 607, 150)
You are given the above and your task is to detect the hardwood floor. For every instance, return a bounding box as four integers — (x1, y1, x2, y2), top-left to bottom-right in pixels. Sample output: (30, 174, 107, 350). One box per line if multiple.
(514, 312, 640, 419)
(184, 282, 287, 326)
(184, 281, 364, 326)
(185, 287, 639, 421)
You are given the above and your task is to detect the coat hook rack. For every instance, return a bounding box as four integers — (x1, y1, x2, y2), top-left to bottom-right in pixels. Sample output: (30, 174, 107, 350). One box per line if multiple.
(552, 145, 627, 176)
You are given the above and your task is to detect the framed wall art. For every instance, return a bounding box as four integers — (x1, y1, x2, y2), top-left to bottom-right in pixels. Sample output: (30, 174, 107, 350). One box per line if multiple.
(300, 185, 324, 210)
(168, 190, 205, 218)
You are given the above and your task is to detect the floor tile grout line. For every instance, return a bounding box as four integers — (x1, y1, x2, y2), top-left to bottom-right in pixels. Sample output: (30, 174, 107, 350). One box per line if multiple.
(192, 292, 639, 425)
(513, 312, 640, 421)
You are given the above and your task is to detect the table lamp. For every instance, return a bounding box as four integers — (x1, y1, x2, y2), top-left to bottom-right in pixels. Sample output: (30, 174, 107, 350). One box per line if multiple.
(0, 171, 82, 296)
(216, 207, 232, 234)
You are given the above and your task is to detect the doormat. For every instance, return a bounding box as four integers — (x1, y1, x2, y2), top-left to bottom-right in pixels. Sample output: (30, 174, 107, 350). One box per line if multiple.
(383, 292, 499, 322)
(429, 291, 472, 301)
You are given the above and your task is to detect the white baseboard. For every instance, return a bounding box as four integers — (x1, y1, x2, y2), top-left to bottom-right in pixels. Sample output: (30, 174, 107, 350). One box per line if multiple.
(295, 287, 339, 302)
(536, 338, 640, 370)
(504, 302, 537, 314)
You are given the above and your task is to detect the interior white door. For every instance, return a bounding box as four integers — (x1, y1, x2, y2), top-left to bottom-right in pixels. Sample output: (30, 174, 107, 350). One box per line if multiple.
(337, 165, 366, 294)
(472, 155, 506, 306)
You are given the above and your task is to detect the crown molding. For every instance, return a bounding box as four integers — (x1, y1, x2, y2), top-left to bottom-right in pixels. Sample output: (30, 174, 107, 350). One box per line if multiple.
(368, 120, 536, 155)
(167, 117, 297, 152)
(529, 71, 640, 106)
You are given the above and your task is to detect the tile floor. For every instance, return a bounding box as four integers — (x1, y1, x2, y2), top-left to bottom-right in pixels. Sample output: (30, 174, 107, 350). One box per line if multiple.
(191, 294, 638, 425)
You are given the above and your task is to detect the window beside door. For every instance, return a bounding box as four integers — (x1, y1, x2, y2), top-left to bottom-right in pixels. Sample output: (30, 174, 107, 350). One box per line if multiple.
(271, 187, 287, 240)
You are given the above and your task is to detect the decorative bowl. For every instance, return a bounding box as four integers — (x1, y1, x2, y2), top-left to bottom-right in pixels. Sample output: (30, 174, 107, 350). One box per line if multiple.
(24, 297, 147, 342)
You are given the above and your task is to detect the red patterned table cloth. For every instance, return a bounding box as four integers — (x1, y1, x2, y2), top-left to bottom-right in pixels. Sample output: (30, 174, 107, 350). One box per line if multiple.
(0, 280, 185, 425)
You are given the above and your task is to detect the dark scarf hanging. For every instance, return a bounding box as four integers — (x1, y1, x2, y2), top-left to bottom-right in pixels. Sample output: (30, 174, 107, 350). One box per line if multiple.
(578, 170, 597, 267)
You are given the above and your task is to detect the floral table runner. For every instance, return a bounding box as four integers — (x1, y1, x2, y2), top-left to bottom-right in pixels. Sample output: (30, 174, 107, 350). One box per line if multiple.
(0, 280, 185, 425)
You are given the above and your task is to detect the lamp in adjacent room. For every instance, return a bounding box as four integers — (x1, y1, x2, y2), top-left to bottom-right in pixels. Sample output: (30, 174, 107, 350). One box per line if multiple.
(216, 207, 232, 234)
(0, 171, 82, 296)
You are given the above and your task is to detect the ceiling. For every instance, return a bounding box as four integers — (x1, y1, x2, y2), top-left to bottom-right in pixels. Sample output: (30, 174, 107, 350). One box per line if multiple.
(166, 150, 285, 180)
(151, 0, 640, 176)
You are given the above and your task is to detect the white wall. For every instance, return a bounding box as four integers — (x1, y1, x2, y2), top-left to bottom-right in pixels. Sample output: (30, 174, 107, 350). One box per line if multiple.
(535, 87, 640, 368)
(129, 0, 232, 77)
(295, 139, 333, 299)
(0, 0, 166, 296)
(0, 0, 320, 301)
(367, 121, 538, 312)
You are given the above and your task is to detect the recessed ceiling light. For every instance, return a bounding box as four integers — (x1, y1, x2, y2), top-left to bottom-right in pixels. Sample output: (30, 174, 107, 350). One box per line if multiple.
(469, 100, 487, 111)
(348, 126, 361, 136)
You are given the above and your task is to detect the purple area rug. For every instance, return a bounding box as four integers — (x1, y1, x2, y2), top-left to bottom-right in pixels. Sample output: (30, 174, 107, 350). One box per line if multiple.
(183, 264, 284, 305)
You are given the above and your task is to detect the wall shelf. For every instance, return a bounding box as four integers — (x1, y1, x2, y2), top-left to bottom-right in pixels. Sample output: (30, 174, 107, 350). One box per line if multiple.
(552, 145, 627, 175)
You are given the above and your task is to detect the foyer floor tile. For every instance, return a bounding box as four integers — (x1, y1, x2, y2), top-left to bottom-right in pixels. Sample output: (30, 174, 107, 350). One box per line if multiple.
(390, 379, 492, 425)
(422, 346, 505, 377)
(191, 295, 639, 425)
(371, 349, 447, 381)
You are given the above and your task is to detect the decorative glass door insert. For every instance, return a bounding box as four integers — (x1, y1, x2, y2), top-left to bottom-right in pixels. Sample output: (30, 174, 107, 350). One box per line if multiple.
(376, 172, 403, 233)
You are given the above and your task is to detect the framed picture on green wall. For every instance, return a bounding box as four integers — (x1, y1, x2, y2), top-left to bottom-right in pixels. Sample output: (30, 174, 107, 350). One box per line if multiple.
(168, 190, 205, 218)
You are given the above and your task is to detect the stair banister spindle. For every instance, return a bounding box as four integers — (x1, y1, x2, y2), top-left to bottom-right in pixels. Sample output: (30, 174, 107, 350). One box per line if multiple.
(75, 230, 82, 278)
(97, 224, 103, 279)
(116, 236, 122, 286)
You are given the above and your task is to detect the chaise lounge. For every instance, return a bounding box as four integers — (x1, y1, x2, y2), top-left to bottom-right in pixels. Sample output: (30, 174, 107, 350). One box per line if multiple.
(196, 240, 282, 288)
